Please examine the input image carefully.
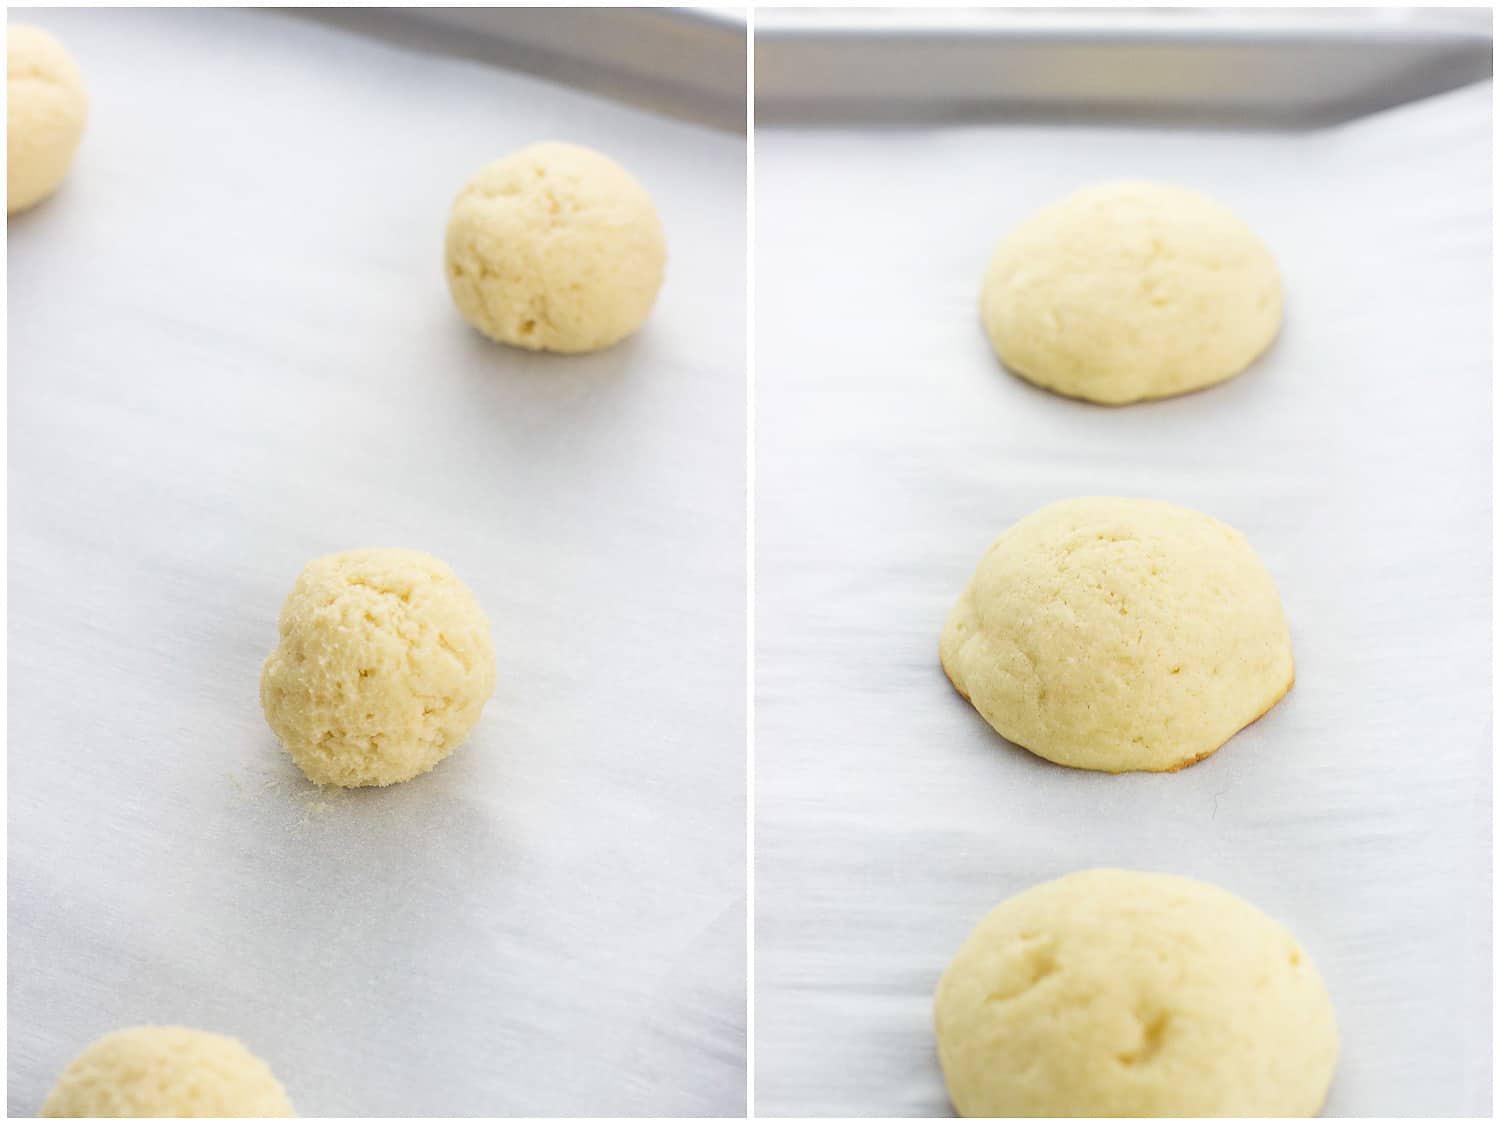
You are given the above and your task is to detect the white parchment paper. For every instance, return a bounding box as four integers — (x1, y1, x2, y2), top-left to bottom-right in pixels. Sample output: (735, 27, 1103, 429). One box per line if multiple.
(755, 83, 1491, 1116)
(8, 8, 745, 1117)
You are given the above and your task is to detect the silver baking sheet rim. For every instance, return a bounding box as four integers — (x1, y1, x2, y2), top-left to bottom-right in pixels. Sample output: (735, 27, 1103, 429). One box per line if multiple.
(755, 8, 1492, 128)
(288, 5, 749, 134)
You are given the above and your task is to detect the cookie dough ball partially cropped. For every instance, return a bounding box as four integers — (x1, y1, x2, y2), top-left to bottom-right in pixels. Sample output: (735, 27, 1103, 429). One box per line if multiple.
(980, 181, 1282, 404)
(941, 497, 1292, 772)
(41, 1026, 295, 1117)
(8, 25, 88, 214)
(261, 549, 497, 788)
(935, 869, 1339, 1117)
(445, 141, 667, 354)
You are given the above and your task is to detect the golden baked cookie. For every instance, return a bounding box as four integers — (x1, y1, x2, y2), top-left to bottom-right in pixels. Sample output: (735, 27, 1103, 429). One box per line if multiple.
(935, 869, 1338, 1117)
(980, 181, 1281, 404)
(941, 497, 1292, 772)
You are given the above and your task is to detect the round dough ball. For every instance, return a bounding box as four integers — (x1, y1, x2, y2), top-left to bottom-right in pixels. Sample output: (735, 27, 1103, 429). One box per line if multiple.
(260, 548, 497, 788)
(41, 1026, 295, 1118)
(980, 180, 1282, 404)
(8, 25, 88, 215)
(444, 141, 667, 354)
(940, 497, 1292, 772)
(934, 869, 1339, 1117)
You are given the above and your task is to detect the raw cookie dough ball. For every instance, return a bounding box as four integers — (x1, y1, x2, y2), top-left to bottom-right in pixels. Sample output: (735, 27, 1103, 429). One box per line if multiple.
(444, 141, 667, 354)
(980, 181, 1282, 404)
(935, 869, 1338, 1117)
(41, 1026, 295, 1118)
(8, 25, 88, 214)
(260, 548, 497, 788)
(940, 497, 1292, 772)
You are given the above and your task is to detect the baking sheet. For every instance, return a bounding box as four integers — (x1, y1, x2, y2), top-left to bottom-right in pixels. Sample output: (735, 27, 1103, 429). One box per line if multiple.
(295, 7, 749, 133)
(754, 82, 1491, 1116)
(8, 7, 745, 1117)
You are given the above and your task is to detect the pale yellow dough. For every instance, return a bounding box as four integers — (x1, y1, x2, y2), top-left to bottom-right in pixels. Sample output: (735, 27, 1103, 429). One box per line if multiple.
(980, 181, 1282, 404)
(444, 141, 667, 353)
(935, 869, 1338, 1118)
(8, 25, 88, 214)
(42, 1026, 295, 1118)
(940, 497, 1292, 772)
(261, 548, 497, 788)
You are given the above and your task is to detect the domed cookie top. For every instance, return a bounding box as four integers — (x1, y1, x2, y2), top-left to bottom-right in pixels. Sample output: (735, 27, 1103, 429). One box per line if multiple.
(445, 141, 667, 354)
(42, 1026, 295, 1118)
(980, 181, 1281, 404)
(941, 497, 1292, 772)
(935, 868, 1338, 1117)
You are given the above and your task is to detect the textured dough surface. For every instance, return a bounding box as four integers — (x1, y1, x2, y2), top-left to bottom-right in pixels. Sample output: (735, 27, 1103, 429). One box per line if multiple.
(940, 497, 1292, 772)
(935, 869, 1338, 1118)
(8, 25, 88, 214)
(980, 180, 1282, 404)
(445, 141, 667, 353)
(41, 1026, 295, 1118)
(260, 548, 497, 788)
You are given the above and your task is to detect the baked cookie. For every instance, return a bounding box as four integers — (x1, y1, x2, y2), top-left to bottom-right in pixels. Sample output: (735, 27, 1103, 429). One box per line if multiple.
(980, 181, 1281, 403)
(941, 497, 1292, 772)
(935, 869, 1338, 1117)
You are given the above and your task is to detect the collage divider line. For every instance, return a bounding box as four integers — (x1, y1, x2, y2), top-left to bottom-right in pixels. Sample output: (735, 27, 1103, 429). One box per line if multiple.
(744, 5, 757, 1119)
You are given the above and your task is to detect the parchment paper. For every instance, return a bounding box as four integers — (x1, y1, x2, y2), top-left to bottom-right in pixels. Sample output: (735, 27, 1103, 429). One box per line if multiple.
(8, 8, 746, 1117)
(755, 83, 1491, 1116)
